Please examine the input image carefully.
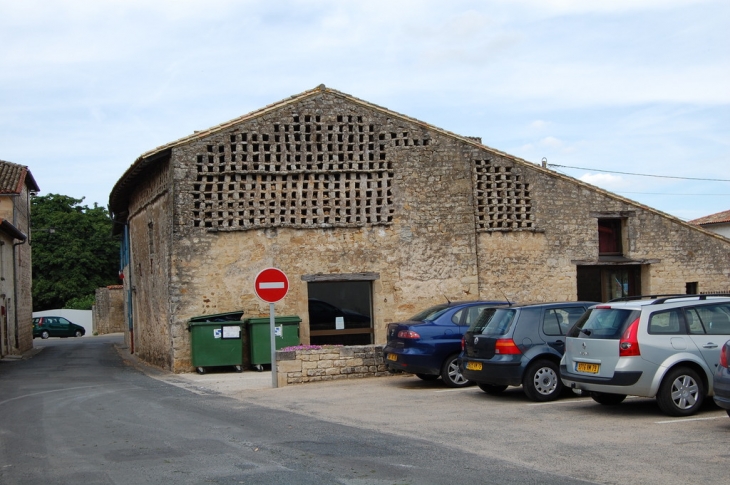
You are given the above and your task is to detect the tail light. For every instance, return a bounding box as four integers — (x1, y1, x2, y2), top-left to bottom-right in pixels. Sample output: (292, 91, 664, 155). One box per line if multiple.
(619, 317, 641, 357)
(397, 330, 421, 339)
(720, 344, 729, 368)
(495, 339, 521, 355)
(461, 337, 465, 351)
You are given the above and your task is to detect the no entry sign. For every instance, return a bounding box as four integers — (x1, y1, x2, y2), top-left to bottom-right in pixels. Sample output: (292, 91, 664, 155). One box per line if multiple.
(254, 267, 289, 303)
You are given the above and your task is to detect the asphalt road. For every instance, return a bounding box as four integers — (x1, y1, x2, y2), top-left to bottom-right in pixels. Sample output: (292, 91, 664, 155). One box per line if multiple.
(0, 335, 593, 485)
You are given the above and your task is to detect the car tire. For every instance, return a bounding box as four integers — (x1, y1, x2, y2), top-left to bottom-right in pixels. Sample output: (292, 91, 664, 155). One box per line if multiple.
(440, 354, 471, 388)
(656, 366, 705, 417)
(478, 383, 507, 395)
(590, 392, 627, 405)
(41, 330, 50, 339)
(75, 330, 83, 338)
(415, 373, 439, 381)
(523, 359, 563, 402)
(196, 367, 206, 375)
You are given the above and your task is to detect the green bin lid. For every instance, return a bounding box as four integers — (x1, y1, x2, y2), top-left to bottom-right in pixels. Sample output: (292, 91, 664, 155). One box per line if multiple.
(188, 311, 244, 323)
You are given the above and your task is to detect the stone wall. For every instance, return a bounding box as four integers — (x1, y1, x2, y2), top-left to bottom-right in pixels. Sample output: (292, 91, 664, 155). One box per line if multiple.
(127, 158, 174, 369)
(163, 90, 482, 371)
(275, 345, 389, 386)
(93, 285, 126, 335)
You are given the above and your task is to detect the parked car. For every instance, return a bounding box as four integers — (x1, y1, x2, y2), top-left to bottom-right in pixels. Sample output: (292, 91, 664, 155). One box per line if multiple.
(460, 302, 595, 401)
(32, 316, 86, 339)
(560, 294, 730, 416)
(713, 339, 730, 417)
(383, 301, 509, 387)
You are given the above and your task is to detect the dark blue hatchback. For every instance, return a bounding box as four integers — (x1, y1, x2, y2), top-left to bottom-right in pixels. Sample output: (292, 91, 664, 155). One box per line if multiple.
(383, 301, 508, 387)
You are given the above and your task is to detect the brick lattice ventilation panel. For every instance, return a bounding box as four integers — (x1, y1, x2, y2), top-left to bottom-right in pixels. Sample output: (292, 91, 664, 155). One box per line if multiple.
(473, 159, 534, 231)
(191, 114, 412, 230)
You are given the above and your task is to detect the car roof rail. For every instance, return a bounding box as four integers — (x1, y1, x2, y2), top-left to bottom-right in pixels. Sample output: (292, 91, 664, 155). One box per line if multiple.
(608, 294, 684, 303)
(649, 293, 730, 305)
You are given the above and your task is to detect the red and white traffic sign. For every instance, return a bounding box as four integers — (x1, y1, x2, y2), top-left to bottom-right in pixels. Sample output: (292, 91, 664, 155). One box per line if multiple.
(254, 267, 289, 303)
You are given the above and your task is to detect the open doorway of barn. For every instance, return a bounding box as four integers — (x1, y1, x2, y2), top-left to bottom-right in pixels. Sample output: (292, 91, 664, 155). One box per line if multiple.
(307, 280, 373, 345)
(577, 265, 642, 302)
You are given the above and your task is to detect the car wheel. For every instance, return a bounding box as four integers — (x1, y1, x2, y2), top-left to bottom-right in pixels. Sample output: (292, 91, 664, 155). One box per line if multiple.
(440, 354, 471, 388)
(523, 359, 563, 402)
(75, 330, 83, 337)
(590, 392, 627, 405)
(656, 366, 704, 417)
(41, 330, 50, 339)
(478, 383, 507, 395)
(415, 373, 439, 381)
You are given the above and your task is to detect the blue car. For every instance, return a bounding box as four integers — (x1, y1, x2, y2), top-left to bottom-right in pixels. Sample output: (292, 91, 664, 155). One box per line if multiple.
(713, 339, 730, 417)
(383, 301, 508, 387)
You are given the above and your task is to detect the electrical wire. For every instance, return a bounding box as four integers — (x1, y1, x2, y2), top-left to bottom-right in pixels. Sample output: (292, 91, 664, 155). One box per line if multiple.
(547, 164, 730, 183)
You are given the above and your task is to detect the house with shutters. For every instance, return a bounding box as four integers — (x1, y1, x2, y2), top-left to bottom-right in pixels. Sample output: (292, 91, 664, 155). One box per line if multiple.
(109, 85, 730, 372)
(0, 160, 39, 358)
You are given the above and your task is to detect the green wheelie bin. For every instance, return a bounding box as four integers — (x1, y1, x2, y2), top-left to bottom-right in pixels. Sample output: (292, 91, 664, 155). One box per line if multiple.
(188, 311, 245, 374)
(245, 316, 301, 371)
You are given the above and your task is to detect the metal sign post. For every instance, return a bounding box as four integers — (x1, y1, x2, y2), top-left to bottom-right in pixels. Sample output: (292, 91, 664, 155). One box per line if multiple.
(254, 267, 289, 388)
(269, 303, 276, 387)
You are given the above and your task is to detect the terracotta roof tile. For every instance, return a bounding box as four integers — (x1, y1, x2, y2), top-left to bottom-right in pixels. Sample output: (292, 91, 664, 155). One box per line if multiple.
(689, 209, 730, 226)
(0, 159, 40, 194)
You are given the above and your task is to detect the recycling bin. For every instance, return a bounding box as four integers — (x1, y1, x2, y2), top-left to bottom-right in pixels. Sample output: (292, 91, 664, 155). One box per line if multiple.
(245, 316, 301, 371)
(188, 311, 245, 374)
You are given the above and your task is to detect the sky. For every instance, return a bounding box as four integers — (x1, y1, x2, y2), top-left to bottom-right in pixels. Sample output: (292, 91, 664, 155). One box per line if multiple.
(0, 0, 728, 221)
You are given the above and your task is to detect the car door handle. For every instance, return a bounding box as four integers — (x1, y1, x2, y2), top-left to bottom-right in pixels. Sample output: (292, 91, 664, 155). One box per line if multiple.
(554, 340, 564, 346)
(703, 343, 719, 349)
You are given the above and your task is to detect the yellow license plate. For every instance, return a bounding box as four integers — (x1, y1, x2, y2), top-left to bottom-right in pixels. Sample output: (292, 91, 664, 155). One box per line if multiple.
(466, 361, 482, 371)
(387, 353, 397, 361)
(576, 362, 600, 374)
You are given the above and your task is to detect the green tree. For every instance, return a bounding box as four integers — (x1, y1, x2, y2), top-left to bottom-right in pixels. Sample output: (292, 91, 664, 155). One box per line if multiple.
(31, 194, 121, 311)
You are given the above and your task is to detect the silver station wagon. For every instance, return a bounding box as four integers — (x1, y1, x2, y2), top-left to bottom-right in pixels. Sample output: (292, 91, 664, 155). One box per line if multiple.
(560, 294, 730, 416)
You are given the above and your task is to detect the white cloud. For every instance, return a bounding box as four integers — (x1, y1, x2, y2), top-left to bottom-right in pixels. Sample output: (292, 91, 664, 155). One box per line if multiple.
(539, 136, 564, 149)
(580, 173, 626, 190)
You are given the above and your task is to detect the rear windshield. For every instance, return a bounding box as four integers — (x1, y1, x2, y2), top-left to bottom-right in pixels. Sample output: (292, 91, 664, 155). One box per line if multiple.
(568, 308, 640, 339)
(409, 304, 450, 322)
(468, 308, 517, 336)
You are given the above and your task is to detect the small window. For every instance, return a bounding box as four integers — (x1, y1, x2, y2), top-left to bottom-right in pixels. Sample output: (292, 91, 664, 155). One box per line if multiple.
(686, 282, 698, 294)
(684, 309, 705, 334)
(692, 304, 730, 335)
(569, 308, 639, 339)
(454, 305, 494, 326)
(648, 310, 683, 335)
(598, 219, 622, 255)
(543, 310, 563, 336)
(544, 307, 589, 336)
(470, 308, 517, 336)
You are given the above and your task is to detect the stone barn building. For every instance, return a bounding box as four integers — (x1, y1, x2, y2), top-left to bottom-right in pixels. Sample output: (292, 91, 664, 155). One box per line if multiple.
(109, 85, 730, 372)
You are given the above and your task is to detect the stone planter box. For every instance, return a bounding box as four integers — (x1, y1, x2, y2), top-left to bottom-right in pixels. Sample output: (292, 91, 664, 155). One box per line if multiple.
(275, 344, 390, 386)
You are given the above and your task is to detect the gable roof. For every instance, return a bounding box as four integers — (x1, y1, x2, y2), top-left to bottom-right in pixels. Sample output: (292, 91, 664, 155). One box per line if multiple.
(0, 159, 40, 195)
(689, 209, 730, 226)
(108, 85, 728, 244)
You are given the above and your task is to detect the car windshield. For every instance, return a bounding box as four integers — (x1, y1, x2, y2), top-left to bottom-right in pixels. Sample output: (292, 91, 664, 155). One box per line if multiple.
(468, 308, 517, 336)
(409, 304, 451, 322)
(568, 308, 640, 339)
